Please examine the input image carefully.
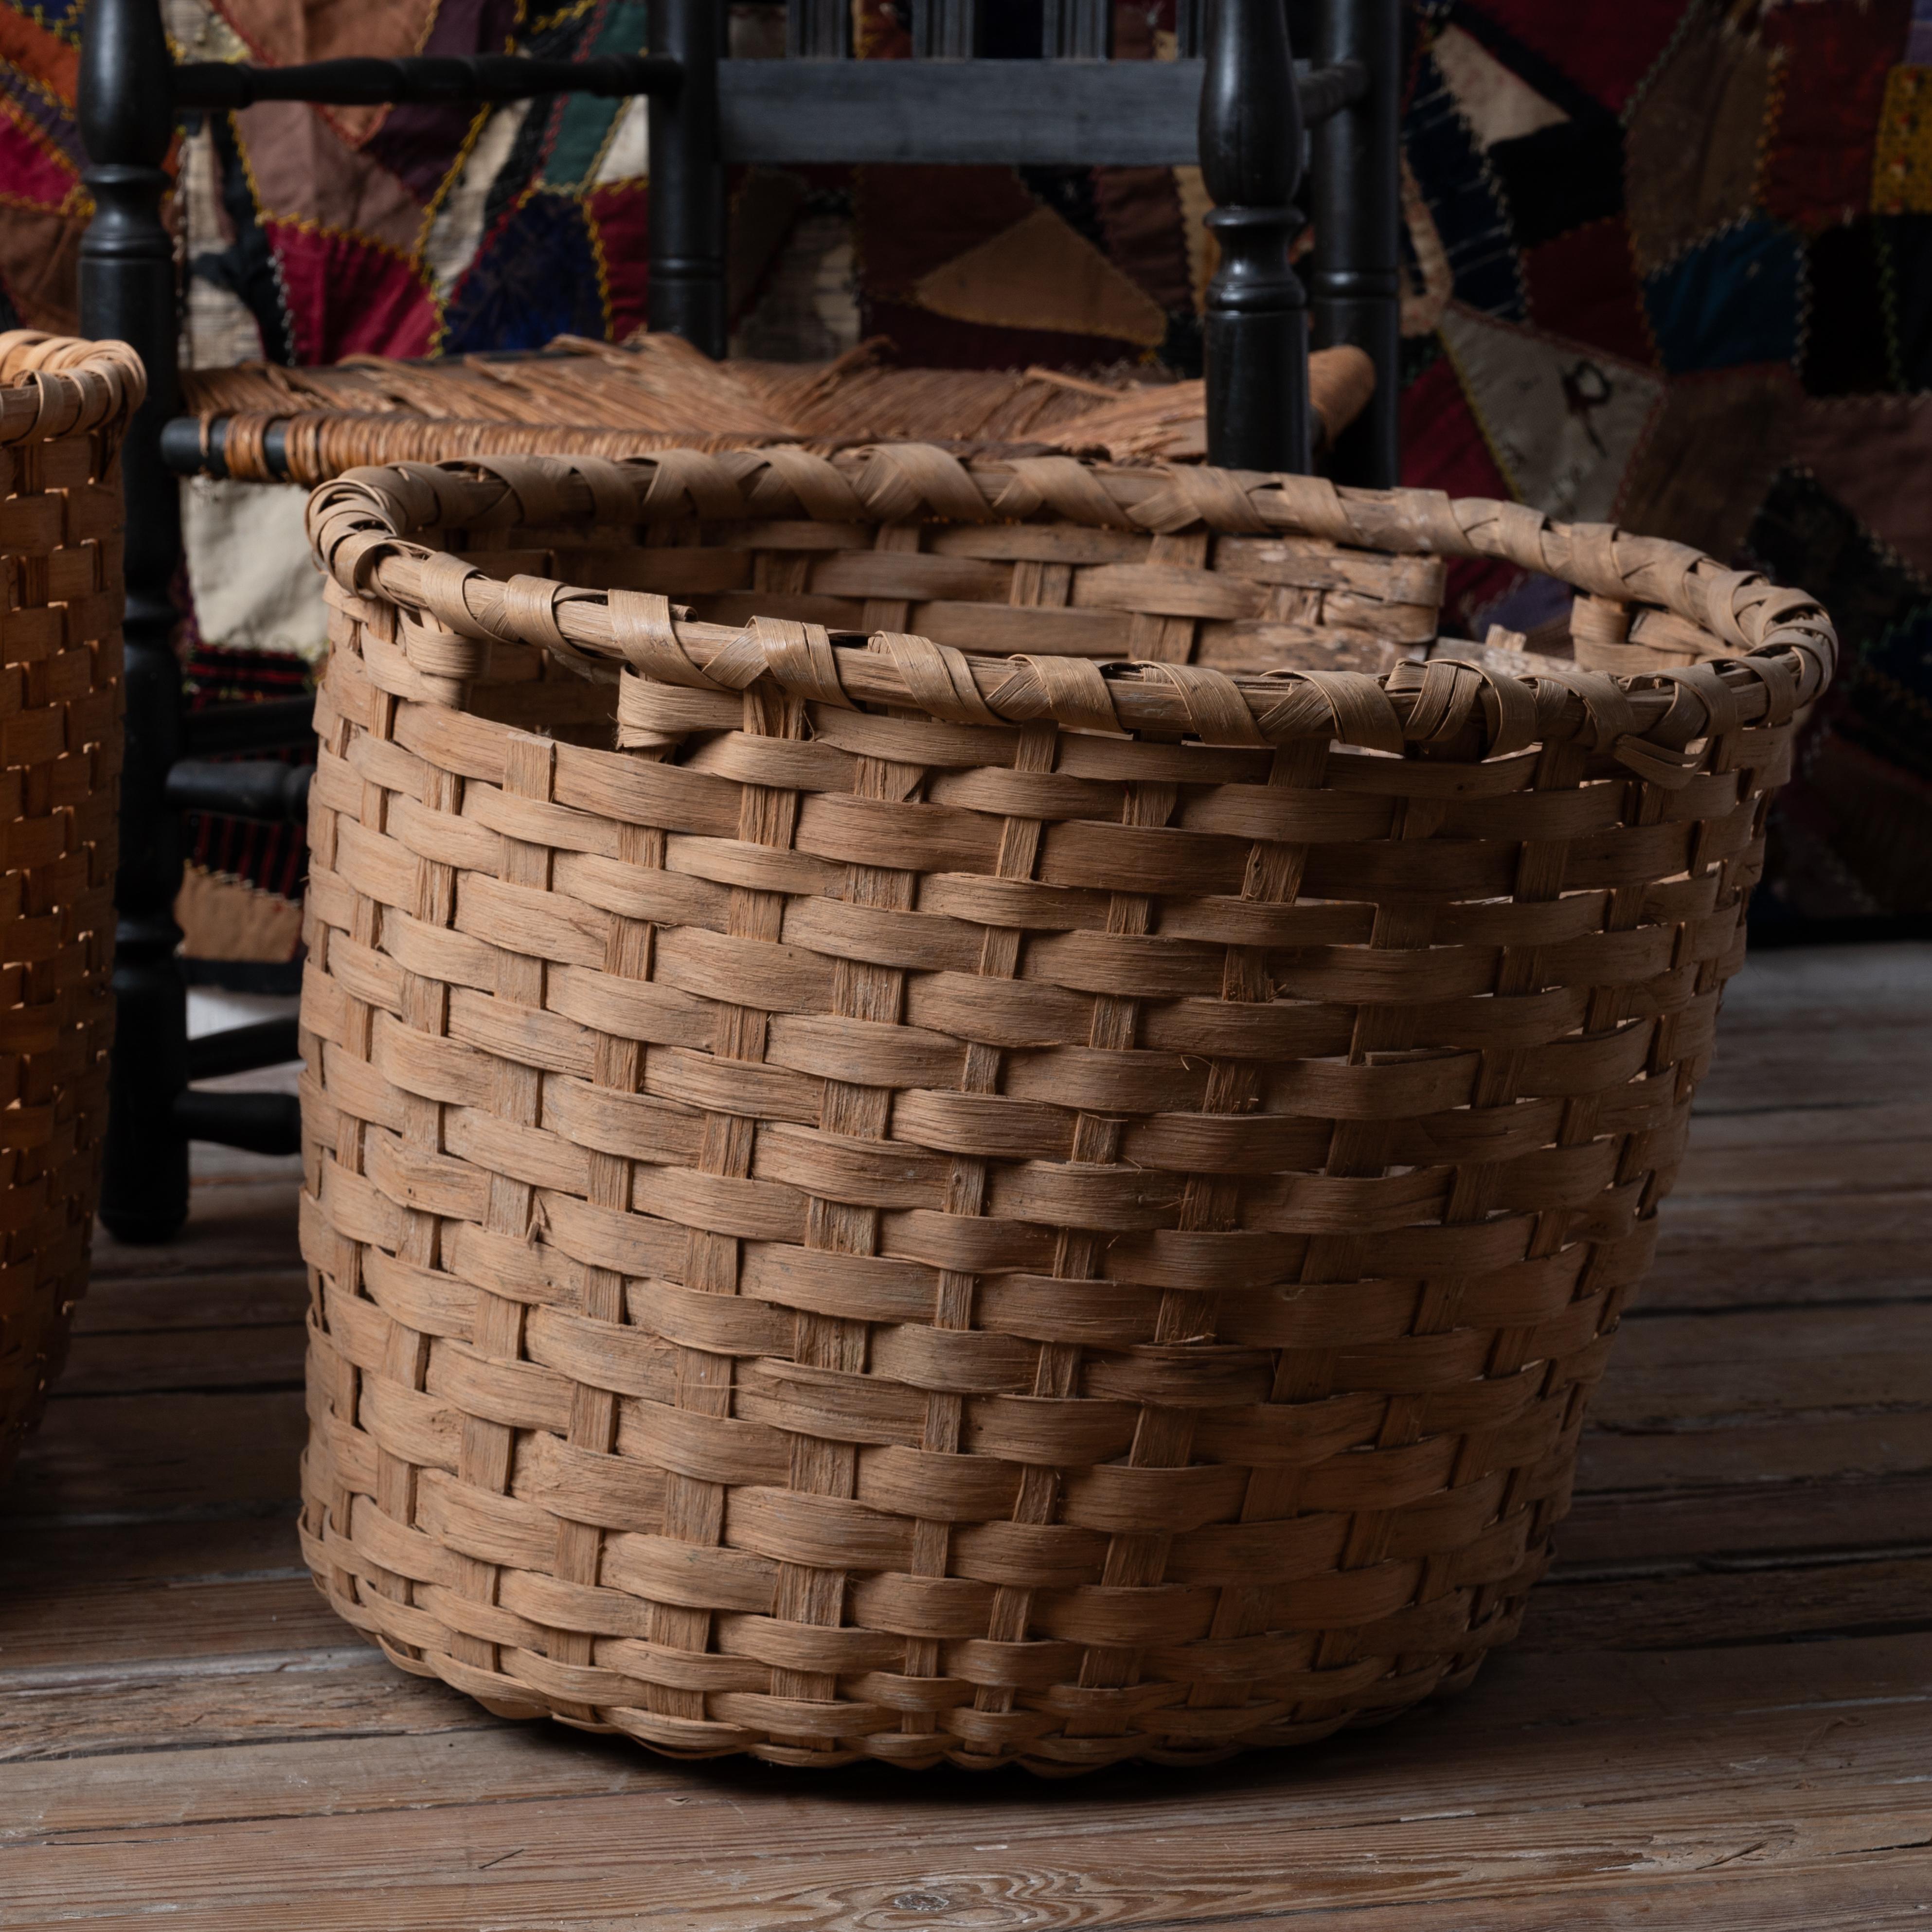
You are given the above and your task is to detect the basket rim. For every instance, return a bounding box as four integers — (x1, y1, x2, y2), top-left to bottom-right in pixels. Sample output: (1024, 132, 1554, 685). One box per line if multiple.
(0, 332, 146, 448)
(308, 447, 1836, 783)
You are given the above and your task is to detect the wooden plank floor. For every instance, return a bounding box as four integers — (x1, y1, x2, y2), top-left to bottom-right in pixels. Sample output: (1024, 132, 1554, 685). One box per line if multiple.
(4, 944, 1931, 1929)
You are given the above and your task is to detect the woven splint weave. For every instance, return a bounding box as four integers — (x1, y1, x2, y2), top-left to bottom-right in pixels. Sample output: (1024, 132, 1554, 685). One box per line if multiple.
(0, 332, 141, 1478)
(294, 447, 1834, 1771)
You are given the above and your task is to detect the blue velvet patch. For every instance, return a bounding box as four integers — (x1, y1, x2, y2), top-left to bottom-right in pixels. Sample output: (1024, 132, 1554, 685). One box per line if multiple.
(19, 0, 83, 36)
(1643, 217, 1806, 374)
(441, 190, 609, 354)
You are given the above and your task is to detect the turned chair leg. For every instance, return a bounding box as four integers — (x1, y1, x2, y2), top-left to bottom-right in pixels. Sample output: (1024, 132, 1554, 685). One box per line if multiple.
(1201, 0, 1313, 475)
(1310, 0, 1403, 490)
(81, 0, 193, 1242)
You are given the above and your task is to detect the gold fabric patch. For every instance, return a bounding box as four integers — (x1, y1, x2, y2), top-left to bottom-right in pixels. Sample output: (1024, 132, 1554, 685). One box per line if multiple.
(1872, 65, 1932, 214)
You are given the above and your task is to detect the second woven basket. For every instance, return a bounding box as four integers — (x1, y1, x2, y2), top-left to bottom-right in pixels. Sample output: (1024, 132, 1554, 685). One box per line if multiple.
(0, 332, 141, 1482)
(296, 447, 1833, 1772)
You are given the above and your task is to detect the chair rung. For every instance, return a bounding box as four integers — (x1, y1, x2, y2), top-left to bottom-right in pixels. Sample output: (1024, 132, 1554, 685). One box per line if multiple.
(187, 1018, 301, 1083)
(171, 53, 680, 111)
(183, 695, 316, 756)
(173, 1090, 303, 1157)
(164, 759, 312, 823)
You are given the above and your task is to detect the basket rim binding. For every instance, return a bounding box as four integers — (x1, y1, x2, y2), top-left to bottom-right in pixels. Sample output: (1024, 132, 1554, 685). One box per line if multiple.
(307, 447, 1836, 776)
(0, 332, 146, 447)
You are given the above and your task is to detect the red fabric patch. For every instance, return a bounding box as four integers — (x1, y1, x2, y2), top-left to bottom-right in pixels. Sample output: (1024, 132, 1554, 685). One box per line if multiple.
(1400, 353, 1521, 626)
(0, 106, 75, 209)
(590, 181, 649, 342)
(267, 222, 436, 364)
(857, 165, 1041, 297)
(1093, 165, 1193, 314)
(1761, 0, 1912, 232)
(1459, 0, 1693, 111)
(1521, 218, 1658, 367)
(0, 8, 77, 104)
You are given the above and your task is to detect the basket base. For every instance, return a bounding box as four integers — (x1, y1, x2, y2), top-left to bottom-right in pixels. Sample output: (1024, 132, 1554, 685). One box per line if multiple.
(300, 1520, 1543, 1774)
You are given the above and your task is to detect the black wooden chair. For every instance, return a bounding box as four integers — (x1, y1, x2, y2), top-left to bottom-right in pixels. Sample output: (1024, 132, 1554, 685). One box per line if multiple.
(77, 0, 1401, 1241)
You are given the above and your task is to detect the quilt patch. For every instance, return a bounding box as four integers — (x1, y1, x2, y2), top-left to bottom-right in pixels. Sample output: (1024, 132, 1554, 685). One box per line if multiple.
(1762, 0, 1912, 231)
(1804, 220, 1892, 395)
(1399, 349, 1524, 626)
(1624, 5, 1774, 274)
(1874, 63, 1932, 215)
(1519, 218, 1656, 367)
(1789, 392, 1932, 581)
(1456, 0, 1694, 113)
(1642, 215, 1805, 374)
(1618, 361, 1804, 563)
(1404, 49, 1526, 320)
(1440, 301, 1664, 523)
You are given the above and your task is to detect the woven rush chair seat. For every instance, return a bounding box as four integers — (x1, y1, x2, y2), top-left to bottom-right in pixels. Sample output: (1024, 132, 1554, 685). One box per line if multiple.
(0, 332, 143, 1477)
(180, 334, 1380, 487)
(294, 445, 1834, 1772)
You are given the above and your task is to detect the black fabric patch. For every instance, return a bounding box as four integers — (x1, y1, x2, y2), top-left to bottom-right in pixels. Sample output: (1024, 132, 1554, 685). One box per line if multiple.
(1485, 117, 1626, 251)
(1804, 220, 1891, 396)
(1400, 329, 1446, 387)
(1877, 213, 1932, 392)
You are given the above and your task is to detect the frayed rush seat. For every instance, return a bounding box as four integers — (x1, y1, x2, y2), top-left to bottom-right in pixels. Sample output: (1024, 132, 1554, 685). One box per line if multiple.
(180, 335, 1382, 486)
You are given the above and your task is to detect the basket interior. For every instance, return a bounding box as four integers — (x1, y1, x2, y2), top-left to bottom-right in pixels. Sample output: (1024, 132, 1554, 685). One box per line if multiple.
(415, 501, 1453, 749)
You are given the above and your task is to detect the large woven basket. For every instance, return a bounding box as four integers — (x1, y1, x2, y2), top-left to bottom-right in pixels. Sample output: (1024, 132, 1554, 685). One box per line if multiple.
(297, 447, 1834, 1772)
(0, 332, 143, 1480)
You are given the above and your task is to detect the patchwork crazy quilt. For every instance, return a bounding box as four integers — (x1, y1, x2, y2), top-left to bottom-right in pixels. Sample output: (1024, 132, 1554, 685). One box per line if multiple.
(3, 0, 1929, 928)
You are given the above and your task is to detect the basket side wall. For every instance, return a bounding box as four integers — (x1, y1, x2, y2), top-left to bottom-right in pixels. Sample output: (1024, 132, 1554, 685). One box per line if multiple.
(293, 562, 1793, 1771)
(0, 362, 131, 1476)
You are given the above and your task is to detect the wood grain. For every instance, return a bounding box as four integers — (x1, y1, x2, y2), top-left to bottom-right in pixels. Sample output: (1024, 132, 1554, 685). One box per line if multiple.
(1556, 1472, 1932, 1567)
(1593, 1303, 1932, 1424)
(1, 948, 1928, 1923)
(4, 1631, 1925, 1834)
(1521, 1556, 1932, 1651)
(1690, 1027, 1932, 1113)
(88, 1179, 305, 1281)
(0, 1390, 306, 1519)
(7, 1782, 1928, 1930)
(53, 1324, 308, 1396)
(0, 1646, 478, 1764)
(1674, 1135, 1932, 1199)
(1576, 1411, 1932, 1492)
(1645, 1192, 1932, 1308)
(70, 1268, 309, 1336)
